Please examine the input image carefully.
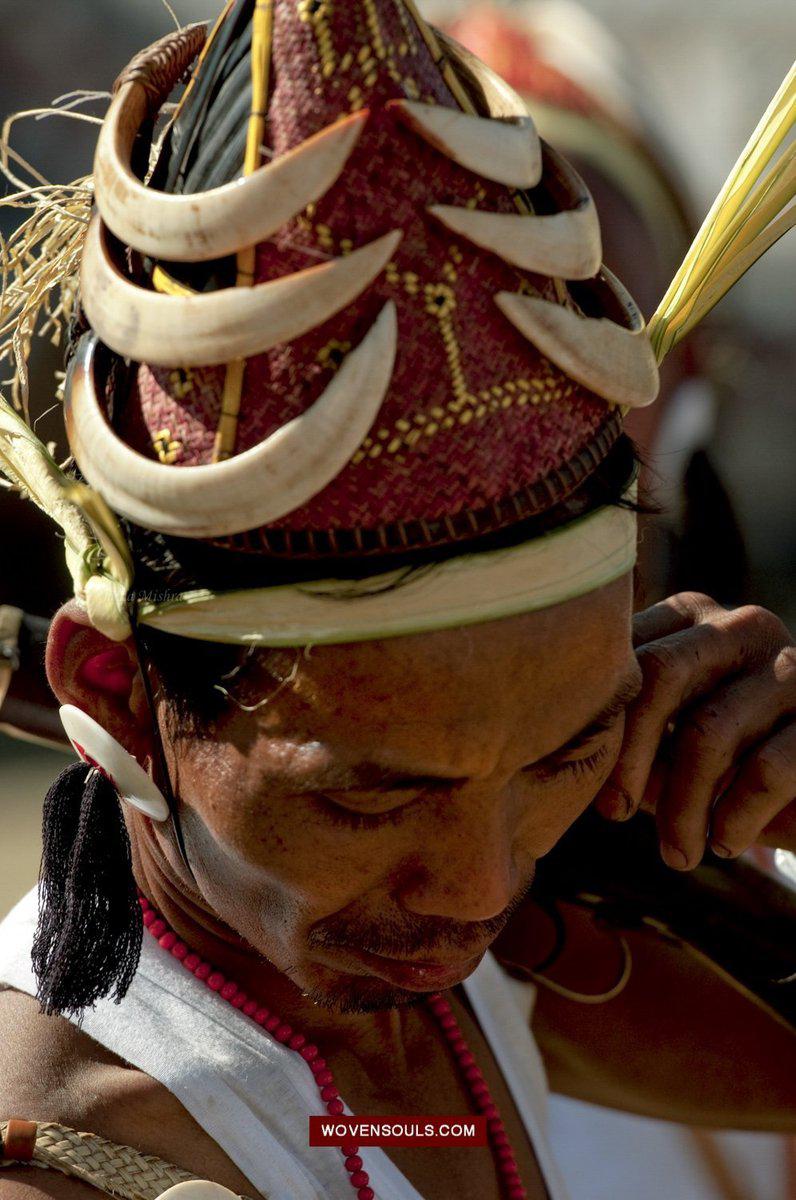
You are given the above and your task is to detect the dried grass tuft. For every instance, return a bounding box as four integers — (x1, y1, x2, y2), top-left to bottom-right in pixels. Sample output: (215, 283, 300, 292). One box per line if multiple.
(0, 104, 100, 420)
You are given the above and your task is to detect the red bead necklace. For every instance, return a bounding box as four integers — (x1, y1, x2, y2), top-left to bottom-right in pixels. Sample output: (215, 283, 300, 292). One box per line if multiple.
(139, 895, 527, 1200)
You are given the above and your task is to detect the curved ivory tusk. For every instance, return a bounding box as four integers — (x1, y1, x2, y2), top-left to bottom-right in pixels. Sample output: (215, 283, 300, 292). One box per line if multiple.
(80, 215, 402, 367)
(94, 87, 369, 262)
(495, 292, 659, 408)
(65, 305, 398, 538)
(433, 28, 529, 120)
(428, 201, 602, 280)
(390, 100, 542, 189)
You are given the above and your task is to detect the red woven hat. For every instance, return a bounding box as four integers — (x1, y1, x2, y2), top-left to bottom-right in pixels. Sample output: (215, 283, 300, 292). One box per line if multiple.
(65, 0, 659, 564)
(1, 0, 788, 645)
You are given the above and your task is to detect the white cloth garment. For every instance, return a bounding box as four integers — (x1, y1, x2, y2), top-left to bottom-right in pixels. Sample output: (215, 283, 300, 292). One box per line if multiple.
(0, 889, 569, 1200)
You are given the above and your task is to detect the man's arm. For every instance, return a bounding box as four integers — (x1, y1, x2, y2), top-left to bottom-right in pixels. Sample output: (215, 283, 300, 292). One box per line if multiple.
(505, 900, 796, 1130)
(0, 1172, 96, 1200)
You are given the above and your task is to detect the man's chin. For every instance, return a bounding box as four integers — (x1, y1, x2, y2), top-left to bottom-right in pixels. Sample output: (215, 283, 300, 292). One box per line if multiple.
(302, 972, 430, 1015)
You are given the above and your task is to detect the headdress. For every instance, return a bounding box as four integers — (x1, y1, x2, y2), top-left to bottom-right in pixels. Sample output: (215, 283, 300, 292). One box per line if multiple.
(4, 0, 790, 654)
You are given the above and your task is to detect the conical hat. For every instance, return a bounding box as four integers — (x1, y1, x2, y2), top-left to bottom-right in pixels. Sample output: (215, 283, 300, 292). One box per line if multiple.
(68, 0, 657, 560)
(3, 1, 790, 644)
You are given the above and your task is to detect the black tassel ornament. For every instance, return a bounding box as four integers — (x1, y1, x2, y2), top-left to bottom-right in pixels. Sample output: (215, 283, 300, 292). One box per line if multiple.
(32, 761, 143, 1018)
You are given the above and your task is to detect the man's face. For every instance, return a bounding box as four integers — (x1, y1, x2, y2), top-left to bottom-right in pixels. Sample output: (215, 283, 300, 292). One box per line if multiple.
(162, 573, 639, 1012)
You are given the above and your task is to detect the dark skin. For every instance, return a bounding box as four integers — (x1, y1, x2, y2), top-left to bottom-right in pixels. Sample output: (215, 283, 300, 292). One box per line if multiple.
(2, 580, 796, 1200)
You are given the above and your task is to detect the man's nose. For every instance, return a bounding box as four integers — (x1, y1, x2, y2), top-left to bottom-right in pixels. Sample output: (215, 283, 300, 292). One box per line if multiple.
(396, 791, 519, 924)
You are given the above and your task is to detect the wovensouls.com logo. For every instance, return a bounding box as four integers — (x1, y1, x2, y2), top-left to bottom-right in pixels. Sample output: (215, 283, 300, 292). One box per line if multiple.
(309, 1116, 488, 1147)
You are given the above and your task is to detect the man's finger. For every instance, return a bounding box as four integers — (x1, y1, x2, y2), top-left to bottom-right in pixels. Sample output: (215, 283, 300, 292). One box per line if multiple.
(631, 592, 723, 649)
(654, 650, 796, 868)
(608, 608, 772, 819)
(709, 721, 796, 859)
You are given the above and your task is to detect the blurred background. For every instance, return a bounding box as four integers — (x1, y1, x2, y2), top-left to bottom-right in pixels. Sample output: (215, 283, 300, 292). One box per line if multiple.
(0, 1, 793, 1196)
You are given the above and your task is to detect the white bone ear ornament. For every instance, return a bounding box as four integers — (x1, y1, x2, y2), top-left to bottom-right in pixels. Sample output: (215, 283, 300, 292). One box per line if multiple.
(59, 704, 169, 822)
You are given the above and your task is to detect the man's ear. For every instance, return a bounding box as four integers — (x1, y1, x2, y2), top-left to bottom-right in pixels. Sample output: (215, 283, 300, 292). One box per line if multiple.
(46, 600, 153, 763)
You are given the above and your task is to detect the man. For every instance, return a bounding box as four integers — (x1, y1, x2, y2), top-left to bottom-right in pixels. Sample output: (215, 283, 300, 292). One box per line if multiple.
(0, 3, 793, 1199)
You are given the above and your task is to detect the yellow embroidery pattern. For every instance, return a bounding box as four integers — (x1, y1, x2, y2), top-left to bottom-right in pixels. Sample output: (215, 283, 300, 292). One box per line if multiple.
(297, 0, 337, 81)
(153, 428, 183, 465)
(285, 5, 570, 469)
(317, 338, 352, 369)
(350, 245, 573, 466)
(393, 0, 419, 56)
(167, 368, 197, 400)
(299, 0, 421, 108)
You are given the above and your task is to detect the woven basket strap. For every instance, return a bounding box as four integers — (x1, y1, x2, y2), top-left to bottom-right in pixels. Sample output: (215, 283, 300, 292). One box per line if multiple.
(113, 22, 208, 114)
(0, 1119, 212, 1200)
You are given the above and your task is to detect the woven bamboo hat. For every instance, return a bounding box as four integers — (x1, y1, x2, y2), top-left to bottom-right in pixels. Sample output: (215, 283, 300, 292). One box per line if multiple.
(67, 0, 658, 556)
(2, 0, 790, 645)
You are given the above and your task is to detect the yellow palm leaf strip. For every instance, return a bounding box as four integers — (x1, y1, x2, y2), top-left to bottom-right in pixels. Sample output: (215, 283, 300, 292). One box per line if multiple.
(170, 0, 238, 126)
(151, 264, 194, 296)
(668, 146, 795, 346)
(213, 0, 274, 464)
(400, 0, 473, 115)
(150, 2, 240, 296)
(675, 206, 795, 345)
(650, 62, 795, 362)
(65, 482, 134, 588)
(663, 137, 795, 346)
(655, 64, 794, 340)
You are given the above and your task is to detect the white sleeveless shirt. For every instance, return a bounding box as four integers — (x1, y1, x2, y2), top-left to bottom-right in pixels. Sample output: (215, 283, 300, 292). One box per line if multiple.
(0, 889, 569, 1200)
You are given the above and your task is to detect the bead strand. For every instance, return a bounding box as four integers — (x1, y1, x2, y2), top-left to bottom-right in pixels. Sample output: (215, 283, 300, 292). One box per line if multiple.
(139, 896, 373, 1198)
(428, 993, 527, 1199)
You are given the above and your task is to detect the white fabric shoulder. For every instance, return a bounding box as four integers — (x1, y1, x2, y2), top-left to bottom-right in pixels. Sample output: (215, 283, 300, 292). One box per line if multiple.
(0, 889, 568, 1200)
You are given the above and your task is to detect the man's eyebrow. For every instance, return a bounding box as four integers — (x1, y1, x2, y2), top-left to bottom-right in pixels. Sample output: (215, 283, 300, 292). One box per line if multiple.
(283, 760, 464, 796)
(550, 669, 643, 757)
(260, 671, 644, 796)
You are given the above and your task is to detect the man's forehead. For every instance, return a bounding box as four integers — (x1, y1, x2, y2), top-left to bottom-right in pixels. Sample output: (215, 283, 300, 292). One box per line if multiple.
(255, 656, 639, 777)
(184, 572, 634, 732)
(241, 576, 636, 779)
(276, 574, 632, 704)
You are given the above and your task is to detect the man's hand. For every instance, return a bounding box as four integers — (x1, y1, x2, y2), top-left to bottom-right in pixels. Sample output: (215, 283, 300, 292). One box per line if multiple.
(596, 592, 796, 869)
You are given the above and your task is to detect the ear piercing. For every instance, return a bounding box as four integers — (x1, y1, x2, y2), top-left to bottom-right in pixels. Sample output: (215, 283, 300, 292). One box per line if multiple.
(59, 704, 169, 821)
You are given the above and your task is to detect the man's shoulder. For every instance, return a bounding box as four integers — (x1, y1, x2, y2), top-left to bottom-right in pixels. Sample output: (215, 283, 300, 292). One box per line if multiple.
(0, 990, 257, 1198)
(0, 990, 165, 1171)
(0, 989, 128, 1200)
(0, 989, 114, 1126)
(0, 1169, 97, 1200)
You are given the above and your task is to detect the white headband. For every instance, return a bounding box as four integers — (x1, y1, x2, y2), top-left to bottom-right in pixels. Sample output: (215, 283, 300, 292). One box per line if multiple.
(136, 500, 637, 647)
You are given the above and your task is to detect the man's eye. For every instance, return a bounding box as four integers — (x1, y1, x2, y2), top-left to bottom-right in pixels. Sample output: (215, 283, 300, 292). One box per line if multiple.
(528, 742, 612, 782)
(313, 792, 415, 829)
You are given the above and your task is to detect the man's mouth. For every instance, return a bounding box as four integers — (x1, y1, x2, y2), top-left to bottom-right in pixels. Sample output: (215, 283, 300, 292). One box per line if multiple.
(323, 945, 488, 991)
